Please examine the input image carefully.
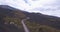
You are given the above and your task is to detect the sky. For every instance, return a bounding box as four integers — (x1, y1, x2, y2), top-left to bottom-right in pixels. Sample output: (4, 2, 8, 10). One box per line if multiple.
(0, 0, 60, 17)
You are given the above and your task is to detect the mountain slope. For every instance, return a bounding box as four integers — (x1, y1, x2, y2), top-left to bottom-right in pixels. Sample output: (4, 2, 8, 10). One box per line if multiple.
(0, 5, 26, 32)
(23, 12, 60, 32)
(23, 12, 60, 29)
(0, 5, 60, 32)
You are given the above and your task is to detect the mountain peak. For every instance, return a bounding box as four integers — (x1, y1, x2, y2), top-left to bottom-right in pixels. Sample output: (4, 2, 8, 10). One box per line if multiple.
(0, 5, 16, 10)
(0, 5, 11, 8)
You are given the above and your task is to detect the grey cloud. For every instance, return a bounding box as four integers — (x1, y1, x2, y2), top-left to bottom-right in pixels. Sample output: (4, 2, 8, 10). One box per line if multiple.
(23, 0, 28, 3)
(32, 0, 60, 11)
(32, 7, 58, 11)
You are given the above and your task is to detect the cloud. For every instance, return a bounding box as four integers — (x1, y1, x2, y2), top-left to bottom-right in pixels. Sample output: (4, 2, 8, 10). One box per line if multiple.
(0, 0, 60, 17)
(0, 0, 31, 10)
(23, 0, 28, 3)
(27, 0, 60, 17)
(0, 0, 57, 11)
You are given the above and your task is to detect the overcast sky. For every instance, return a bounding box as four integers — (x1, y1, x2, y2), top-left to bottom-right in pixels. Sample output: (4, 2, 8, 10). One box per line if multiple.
(0, 0, 60, 17)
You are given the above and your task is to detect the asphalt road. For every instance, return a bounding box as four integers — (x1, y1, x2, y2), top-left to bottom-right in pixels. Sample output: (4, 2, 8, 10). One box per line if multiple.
(21, 19, 30, 32)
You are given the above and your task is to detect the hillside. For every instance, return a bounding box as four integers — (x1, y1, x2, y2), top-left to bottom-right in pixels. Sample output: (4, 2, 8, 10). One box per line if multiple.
(23, 12, 60, 29)
(0, 5, 60, 32)
(23, 12, 60, 32)
(0, 5, 26, 32)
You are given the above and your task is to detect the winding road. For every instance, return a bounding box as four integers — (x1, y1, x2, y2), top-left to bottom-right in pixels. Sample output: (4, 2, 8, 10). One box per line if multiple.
(21, 18, 30, 32)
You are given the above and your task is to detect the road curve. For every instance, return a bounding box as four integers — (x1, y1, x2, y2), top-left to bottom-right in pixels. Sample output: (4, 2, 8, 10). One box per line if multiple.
(21, 19, 30, 32)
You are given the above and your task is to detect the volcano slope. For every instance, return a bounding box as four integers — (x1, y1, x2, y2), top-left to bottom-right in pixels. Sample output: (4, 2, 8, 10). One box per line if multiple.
(23, 10, 60, 32)
(0, 5, 26, 32)
(0, 5, 60, 32)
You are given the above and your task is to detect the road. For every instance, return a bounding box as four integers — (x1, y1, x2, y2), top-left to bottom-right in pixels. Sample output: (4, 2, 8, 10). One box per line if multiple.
(21, 19, 30, 32)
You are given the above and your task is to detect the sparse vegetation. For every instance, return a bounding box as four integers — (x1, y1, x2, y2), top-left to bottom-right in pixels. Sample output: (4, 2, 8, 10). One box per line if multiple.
(25, 21, 60, 32)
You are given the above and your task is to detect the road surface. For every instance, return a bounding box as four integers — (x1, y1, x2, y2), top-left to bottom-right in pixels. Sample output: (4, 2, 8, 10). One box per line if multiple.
(21, 19, 30, 32)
